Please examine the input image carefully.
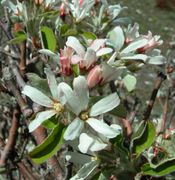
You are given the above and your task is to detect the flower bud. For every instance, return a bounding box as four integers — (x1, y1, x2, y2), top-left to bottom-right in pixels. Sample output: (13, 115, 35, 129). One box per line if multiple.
(60, 48, 73, 76)
(60, 3, 66, 17)
(34, 0, 43, 6)
(87, 65, 102, 88)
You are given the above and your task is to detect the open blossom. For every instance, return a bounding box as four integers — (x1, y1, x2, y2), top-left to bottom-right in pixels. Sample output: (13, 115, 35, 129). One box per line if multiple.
(22, 68, 66, 132)
(138, 31, 163, 53)
(66, 36, 113, 70)
(58, 76, 121, 153)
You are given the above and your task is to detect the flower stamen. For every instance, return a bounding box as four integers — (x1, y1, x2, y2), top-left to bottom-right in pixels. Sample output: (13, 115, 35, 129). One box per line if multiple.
(53, 102, 64, 113)
(80, 111, 89, 121)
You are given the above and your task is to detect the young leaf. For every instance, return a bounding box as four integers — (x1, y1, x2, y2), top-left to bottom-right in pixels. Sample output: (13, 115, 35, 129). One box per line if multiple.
(26, 73, 51, 96)
(70, 161, 99, 180)
(29, 124, 65, 164)
(123, 74, 137, 92)
(109, 103, 127, 118)
(82, 32, 97, 40)
(131, 121, 156, 155)
(9, 31, 27, 44)
(108, 26, 124, 51)
(142, 159, 175, 177)
(42, 116, 58, 129)
(40, 26, 57, 51)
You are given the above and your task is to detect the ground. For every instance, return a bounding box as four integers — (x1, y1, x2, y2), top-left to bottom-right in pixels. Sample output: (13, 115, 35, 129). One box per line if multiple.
(117, 0, 175, 54)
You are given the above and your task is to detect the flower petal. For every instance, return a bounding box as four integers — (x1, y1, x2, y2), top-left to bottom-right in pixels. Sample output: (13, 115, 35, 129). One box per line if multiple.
(73, 76, 89, 110)
(22, 85, 53, 107)
(121, 38, 148, 54)
(57, 82, 82, 115)
(86, 118, 120, 138)
(78, 133, 93, 153)
(96, 47, 113, 57)
(29, 110, 56, 132)
(71, 55, 82, 64)
(90, 93, 120, 116)
(44, 67, 58, 99)
(64, 118, 84, 140)
(110, 124, 122, 135)
(121, 54, 148, 61)
(78, 133, 107, 153)
(89, 39, 106, 52)
(84, 48, 97, 68)
(66, 36, 85, 57)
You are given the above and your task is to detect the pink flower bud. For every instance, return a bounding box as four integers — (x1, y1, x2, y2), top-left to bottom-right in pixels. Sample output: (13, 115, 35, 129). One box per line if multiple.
(87, 65, 102, 88)
(60, 3, 66, 16)
(138, 31, 163, 53)
(60, 48, 73, 76)
(79, 0, 83, 6)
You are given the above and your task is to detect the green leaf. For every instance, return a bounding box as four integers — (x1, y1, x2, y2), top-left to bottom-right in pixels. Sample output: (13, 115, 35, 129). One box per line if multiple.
(108, 26, 124, 51)
(123, 74, 137, 92)
(42, 116, 58, 129)
(26, 73, 51, 96)
(60, 24, 78, 36)
(142, 159, 175, 177)
(60, 24, 69, 35)
(71, 161, 99, 179)
(91, 172, 107, 180)
(109, 103, 127, 118)
(146, 56, 166, 65)
(82, 32, 97, 40)
(132, 121, 156, 155)
(29, 124, 65, 164)
(40, 26, 57, 51)
(72, 64, 80, 76)
(121, 39, 148, 54)
(9, 31, 27, 44)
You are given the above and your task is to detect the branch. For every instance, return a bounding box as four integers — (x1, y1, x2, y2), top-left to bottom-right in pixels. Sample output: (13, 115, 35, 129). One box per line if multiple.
(143, 72, 166, 122)
(19, 40, 27, 76)
(0, 19, 19, 53)
(0, 109, 19, 166)
(2, 67, 32, 118)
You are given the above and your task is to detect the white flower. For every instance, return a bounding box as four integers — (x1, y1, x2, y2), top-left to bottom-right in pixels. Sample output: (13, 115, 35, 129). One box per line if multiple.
(58, 75, 122, 153)
(66, 36, 113, 69)
(22, 68, 65, 132)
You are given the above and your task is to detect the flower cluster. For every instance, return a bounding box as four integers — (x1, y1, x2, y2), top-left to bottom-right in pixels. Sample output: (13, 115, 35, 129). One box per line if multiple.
(1, 0, 168, 179)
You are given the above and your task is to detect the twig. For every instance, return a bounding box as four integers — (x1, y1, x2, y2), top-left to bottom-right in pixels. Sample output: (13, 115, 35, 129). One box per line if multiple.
(10, 60, 26, 89)
(129, 98, 140, 124)
(19, 40, 27, 76)
(5, 79, 32, 118)
(0, 109, 37, 180)
(119, 118, 132, 138)
(167, 103, 175, 128)
(16, 161, 38, 180)
(0, 19, 19, 53)
(0, 109, 19, 166)
(143, 72, 166, 122)
(0, 47, 19, 59)
(159, 89, 170, 133)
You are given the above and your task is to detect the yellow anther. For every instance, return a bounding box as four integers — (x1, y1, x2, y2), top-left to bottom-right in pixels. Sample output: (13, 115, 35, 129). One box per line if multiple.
(80, 111, 89, 121)
(53, 102, 64, 113)
(91, 156, 98, 161)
